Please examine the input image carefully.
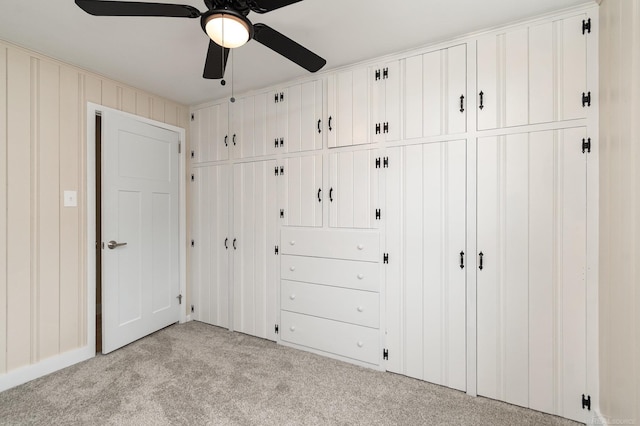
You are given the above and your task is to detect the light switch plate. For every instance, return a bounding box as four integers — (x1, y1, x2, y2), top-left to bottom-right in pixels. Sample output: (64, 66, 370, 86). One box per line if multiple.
(63, 190, 77, 207)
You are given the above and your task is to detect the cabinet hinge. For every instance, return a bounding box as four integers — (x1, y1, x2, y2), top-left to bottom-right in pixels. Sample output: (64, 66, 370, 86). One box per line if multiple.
(383, 157, 389, 168)
(280, 92, 285, 102)
(375, 209, 381, 220)
(383, 253, 389, 264)
(280, 166, 285, 175)
(178, 143, 181, 154)
(274, 93, 279, 103)
(190, 150, 195, 159)
(375, 123, 381, 134)
(191, 174, 195, 182)
(279, 137, 284, 148)
(275, 245, 279, 255)
(190, 113, 194, 121)
(582, 137, 592, 154)
(280, 209, 285, 219)
(582, 18, 591, 35)
(177, 294, 182, 305)
(275, 166, 279, 176)
(375, 69, 381, 81)
(383, 122, 389, 134)
(582, 394, 591, 410)
(582, 91, 591, 107)
(383, 67, 389, 79)
(383, 348, 389, 360)
(191, 239, 195, 247)
(275, 324, 279, 334)
(191, 304, 194, 313)
(274, 138, 279, 148)
(375, 157, 381, 169)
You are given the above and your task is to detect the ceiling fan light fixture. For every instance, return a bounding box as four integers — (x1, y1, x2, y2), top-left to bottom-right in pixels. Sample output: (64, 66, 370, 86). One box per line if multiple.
(203, 11, 252, 49)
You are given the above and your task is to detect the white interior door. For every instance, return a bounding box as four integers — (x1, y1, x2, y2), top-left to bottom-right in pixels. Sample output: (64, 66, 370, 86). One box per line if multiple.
(102, 110, 181, 354)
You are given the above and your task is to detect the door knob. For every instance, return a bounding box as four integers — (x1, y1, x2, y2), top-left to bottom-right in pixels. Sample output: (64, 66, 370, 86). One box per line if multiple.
(107, 240, 127, 249)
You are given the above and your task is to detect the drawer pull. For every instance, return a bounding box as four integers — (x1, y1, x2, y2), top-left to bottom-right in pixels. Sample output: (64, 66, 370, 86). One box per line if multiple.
(290, 326, 296, 332)
(357, 274, 364, 280)
(290, 240, 296, 246)
(289, 266, 296, 272)
(357, 306, 364, 312)
(357, 244, 364, 250)
(357, 341, 364, 348)
(290, 294, 296, 301)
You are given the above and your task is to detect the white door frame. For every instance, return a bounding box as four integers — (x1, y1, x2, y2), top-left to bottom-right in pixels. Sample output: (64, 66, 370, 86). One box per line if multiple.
(85, 103, 188, 353)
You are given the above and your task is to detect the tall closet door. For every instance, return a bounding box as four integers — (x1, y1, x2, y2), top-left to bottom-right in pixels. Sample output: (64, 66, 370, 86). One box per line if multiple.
(279, 154, 322, 227)
(476, 128, 587, 422)
(191, 165, 230, 328)
(233, 160, 278, 341)
(385, 140, 466, 391)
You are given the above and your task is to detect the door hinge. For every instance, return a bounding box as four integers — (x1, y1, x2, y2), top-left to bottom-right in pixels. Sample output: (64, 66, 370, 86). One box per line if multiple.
(582, 394, 591, 410)
(274, 93, 279, 103)
(190, 150, 195, 159)
(383, 122, 389, 134)
(191, 304, 194, 313)
(191, 239, 194, 247)
(190, 113, 194, 121)
(582, 91, 591, 107)
(275, 324, 279, 334)
(375, 123, 381, 134)
(280, 209, 285, 219)
(375, 157, 381, 169)
(177, 294, 182, 305)
(275, 166, 279, 176)
(383, 157, 389, 168)
(383, 253, 389, 264)
(280, 165, 285, 175)
(582, 18, 591, 35)
(383, 348, 389, 360)
(375, 69, 381, 81)
(375, 209, 381, 220)
(275, 245, 279, 255)
(383, 67, 389, 79)
(582, 137, 591, 154)
(191, 174, 195, 182)
(274, 138, 279, 148)
(280, 92, 284, 102)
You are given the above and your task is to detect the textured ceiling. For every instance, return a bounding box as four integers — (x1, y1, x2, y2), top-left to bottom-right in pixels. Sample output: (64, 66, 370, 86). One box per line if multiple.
(0, 0, 594, 106)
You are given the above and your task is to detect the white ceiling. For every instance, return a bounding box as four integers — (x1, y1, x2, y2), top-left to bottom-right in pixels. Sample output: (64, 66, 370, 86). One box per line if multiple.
(0, 0, 594, 106)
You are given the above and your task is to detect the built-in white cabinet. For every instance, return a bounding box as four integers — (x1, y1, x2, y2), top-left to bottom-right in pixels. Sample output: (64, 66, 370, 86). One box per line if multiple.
(371, 60, 400, 143)
(286, 80, 323, 153)
(232, 160, 279, 341)
(279, 228, 382, 367)
(190, 165, 230, 328)
(384, 140, 467, 391)
(476, 13, 589, 130)
(476, 128, 588, 422)
(327, 67, 370, 148)
(266, 88, 288, 155)
(404, 44, 467, 139)
(329, 149, 379, 229)
(190, 101, 229, 163)
(277, 154, 323, 227)
(230, 96, 255, 159)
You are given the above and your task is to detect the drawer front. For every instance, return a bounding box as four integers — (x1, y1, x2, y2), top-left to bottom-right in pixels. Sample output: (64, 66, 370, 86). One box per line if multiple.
(281, 255, 379, 292)
(281, 228, 379, 261)
(280, 311, 380, 365)
(281, 280, 379, 328)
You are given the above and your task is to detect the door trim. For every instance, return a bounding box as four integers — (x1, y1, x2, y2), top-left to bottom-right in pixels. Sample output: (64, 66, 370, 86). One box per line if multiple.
(86, 103, 188, 353)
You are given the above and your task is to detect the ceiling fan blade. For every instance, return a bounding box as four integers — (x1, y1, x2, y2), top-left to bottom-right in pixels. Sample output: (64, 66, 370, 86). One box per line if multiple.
(75, 0, 200, 18)
(250, 0, 303, 13)
(253, 23, 326, 73)
(203, 40, 230, 79)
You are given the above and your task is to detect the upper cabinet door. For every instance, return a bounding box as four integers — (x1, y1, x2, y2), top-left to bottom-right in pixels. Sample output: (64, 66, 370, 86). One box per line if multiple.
(371, 60, 400, 143)
(190, 102, 229, 163)
(266, 88, 288, 155)
(327, 66, 370, 148)
(477, 13, 589, 130)
(286, 80, 323, 154)
(404, 44, 467, 140)
(277, 154, 323, 227)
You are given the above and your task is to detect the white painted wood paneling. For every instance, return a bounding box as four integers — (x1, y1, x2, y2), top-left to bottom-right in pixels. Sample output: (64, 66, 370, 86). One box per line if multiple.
(371, 60, 400, 143)
(0, 46, 7, 374)
(328, 67, 370, 147)
(385, 140, 467, 391)
(253, 93, 267, 157)
(476, 128, 587, 422)
(281, 154, 322, 227)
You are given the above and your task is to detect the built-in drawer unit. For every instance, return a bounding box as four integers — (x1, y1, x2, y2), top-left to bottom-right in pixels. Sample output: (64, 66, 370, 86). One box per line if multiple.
(280, 311, 379, 365)
(281, 280, 379, 328)
(278, 227, 382, 368)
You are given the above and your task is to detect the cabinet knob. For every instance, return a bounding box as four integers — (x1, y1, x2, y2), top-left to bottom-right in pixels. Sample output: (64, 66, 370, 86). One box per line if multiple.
(357, 306, 364, 312)
(357, 341, 364, 348)
(357, 244, 364, 250)
(357, 274, 364, 280)
(289, 266, 296, 272)
(290, 326, 296, 332)
(290, 240, 296, 246)
(290, 294, 296, 301)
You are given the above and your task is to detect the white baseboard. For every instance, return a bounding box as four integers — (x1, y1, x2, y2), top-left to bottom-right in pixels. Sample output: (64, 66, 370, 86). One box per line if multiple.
(0, 346, 95, 393)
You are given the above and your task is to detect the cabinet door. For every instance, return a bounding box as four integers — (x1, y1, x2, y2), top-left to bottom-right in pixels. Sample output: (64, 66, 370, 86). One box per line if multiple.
(286, 84, 302, 153)
(300, 79, 323, 151)
(328, 67, 370, 148)
(266, 89, 288, 154)
(279, 154, 322, 227)
(476, 128, 587, 422)
(371, 60, 400, 143)
(329, 149, 379, 228)
(241, 96, 255, 158)
(191, 165, 230, 328)
(214, 102, 229, 161)
(230, 99, 242, 159)
(253, 93, 267, 157)
(233, 160, 278, 341)
(447, 44, 467, 134)
(385, 140, 466, 391)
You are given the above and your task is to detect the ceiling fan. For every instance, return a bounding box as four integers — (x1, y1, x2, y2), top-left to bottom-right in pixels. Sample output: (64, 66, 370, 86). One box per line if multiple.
(75, 0, 327, 79)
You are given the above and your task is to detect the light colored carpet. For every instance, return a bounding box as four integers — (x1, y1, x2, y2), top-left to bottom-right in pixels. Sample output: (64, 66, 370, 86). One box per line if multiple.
(0, 321, 580, 425)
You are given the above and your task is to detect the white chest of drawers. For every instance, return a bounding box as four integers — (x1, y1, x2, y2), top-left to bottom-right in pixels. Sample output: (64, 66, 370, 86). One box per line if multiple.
(279, 228, 382, 368)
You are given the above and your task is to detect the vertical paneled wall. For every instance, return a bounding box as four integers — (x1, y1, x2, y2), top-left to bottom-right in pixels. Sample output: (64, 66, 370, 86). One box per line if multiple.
(599, 0, 640, 423)
(0, 39, 189, 376)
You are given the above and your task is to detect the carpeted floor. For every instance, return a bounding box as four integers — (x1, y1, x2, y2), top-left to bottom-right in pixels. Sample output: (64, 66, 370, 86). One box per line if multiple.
(0, 321, 581, 425)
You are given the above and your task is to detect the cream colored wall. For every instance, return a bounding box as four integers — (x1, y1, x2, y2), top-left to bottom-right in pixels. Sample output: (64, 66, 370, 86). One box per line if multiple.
(0, 39, 189, 375)
(599, 0, 640, 424)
